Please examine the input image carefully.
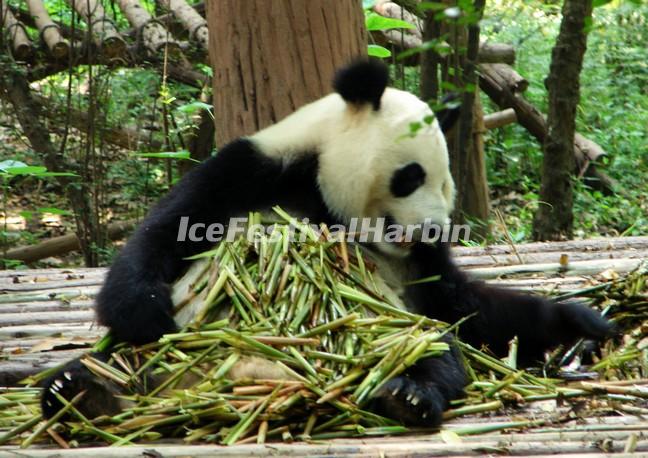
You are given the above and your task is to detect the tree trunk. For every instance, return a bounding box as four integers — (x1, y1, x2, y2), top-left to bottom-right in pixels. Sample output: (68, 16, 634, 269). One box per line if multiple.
(432, 0, 489, 238)
(0, 65, 103, 267)
(420, 8, 441, 103)
(478, 63, 615, 194)
(205, 0, 367, 146)
(533, 0, 593, 241)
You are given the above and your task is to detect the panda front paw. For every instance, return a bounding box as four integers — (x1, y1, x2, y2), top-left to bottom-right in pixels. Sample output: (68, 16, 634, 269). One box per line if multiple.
(96, 279, 177, 345)
(41, 356, 123, 420)
(555, 301, 615, 341)
(369, 376, 446, 427)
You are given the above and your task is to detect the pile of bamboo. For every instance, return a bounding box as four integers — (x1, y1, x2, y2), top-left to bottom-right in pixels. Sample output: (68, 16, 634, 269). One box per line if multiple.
(0, 210, 646, 447)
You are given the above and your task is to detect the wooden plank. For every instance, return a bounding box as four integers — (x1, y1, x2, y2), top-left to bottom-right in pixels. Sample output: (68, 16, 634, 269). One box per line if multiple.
(0, 310, 94, 327)
(453, 236, 648, 257)
(1, 439, 644, 457)
(0, 300, 94, 314)
(0, 323, 102, 339)
(0, 267, 105, 280)
(469, 258, 643, 279)
(0, 278, 104, 292)
(454, 248, 648, 269)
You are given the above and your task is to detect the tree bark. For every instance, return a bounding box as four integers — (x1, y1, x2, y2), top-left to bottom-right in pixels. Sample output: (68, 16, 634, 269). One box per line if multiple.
(435, 0, 489, 237)
(420, 7, 441, 102)
(533, 0, 594, 241)
(454, 0, 488, 231)
(205, 0, 367, 146)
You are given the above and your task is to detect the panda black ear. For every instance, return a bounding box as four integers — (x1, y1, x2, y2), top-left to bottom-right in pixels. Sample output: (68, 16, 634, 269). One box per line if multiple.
(333, 59, 389, 111)
(434, 93, 462, 134)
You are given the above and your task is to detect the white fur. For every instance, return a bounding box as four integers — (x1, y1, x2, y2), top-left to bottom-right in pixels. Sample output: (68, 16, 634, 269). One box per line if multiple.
(250, 88, 455, 228)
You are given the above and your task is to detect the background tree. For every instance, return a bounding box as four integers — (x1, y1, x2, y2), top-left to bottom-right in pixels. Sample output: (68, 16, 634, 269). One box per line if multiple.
(533, 0, 594, 240)
(420, 0, 489, 238)
(205, 0, 367, 146)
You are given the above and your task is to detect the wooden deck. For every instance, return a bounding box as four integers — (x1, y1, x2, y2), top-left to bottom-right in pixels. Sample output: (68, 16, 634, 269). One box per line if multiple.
(1, 236, 647, 456)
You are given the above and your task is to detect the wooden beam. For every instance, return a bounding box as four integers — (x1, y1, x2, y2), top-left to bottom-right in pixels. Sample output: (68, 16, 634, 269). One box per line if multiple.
(479, 63, 616, 194)
(5, 221, 134, 264)
(159, 0, 208, 49)
(1, 2, 33, 59)
(116, 0, 180, 55)
(68, 0, 126, 59)
(25, 0, 69, 58)
(484, 108, 517, 129)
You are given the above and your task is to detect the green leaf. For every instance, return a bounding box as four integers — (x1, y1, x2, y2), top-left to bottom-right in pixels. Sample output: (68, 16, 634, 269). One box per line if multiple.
(4, 166, 48, 175)
(367, 44, 392, 58)
(177, 101, 213, 115)
(409, 121, 423, 135)
(592, 0, 612, 7)
(137, 151, 195, 161)
(38, 207, 73, 216)
(365, 12, 415, 32)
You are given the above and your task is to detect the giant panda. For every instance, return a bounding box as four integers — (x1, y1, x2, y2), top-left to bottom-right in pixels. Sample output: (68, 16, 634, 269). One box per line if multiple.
(41, 60, 612, 427)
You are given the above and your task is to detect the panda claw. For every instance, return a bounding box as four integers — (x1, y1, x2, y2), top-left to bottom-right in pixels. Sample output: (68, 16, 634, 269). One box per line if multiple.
(392, 387, 401, 396)
(422, 412, 428, 419)
(53, 379, 64, 389)
(411, 396, 420, 406)
(64, 371, 72, 381)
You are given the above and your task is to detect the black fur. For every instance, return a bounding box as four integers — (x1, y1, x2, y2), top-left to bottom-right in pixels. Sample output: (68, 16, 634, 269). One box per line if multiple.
(370, 336, 466, 426)
(41, 353, 125, 420)
(333, 59, 389, 110)
(390, 162, 426, 198)
(406, 242, 613, 365)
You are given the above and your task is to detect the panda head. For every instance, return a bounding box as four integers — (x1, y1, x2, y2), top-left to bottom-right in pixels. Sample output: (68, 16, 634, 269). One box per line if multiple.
(252, 60, 459, 248)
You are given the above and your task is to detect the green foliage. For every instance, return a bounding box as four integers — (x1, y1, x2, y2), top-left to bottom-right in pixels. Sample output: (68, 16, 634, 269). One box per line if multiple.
(365, 8, 416, 58)
(135, 151, 196, 161)
(481, 0, 647, 240)
(365, 12, 416, 31)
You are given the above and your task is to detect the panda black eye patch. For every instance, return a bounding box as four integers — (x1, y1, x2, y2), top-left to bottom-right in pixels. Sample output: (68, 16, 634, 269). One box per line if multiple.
(390, 162, 426, 198)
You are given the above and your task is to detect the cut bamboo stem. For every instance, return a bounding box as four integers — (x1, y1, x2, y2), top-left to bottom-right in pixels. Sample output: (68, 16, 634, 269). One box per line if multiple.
(159, 0, 208, 49)
(1, 3, 32, 59)
(68, 0, 126, 59)
(26, 0, 69, 58)
(116, 0, 179, 55)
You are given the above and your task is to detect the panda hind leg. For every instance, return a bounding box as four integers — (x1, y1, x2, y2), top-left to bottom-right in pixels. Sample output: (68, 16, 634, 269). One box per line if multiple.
(41, 354, 129, 420)
(368, 338, 466, 427)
